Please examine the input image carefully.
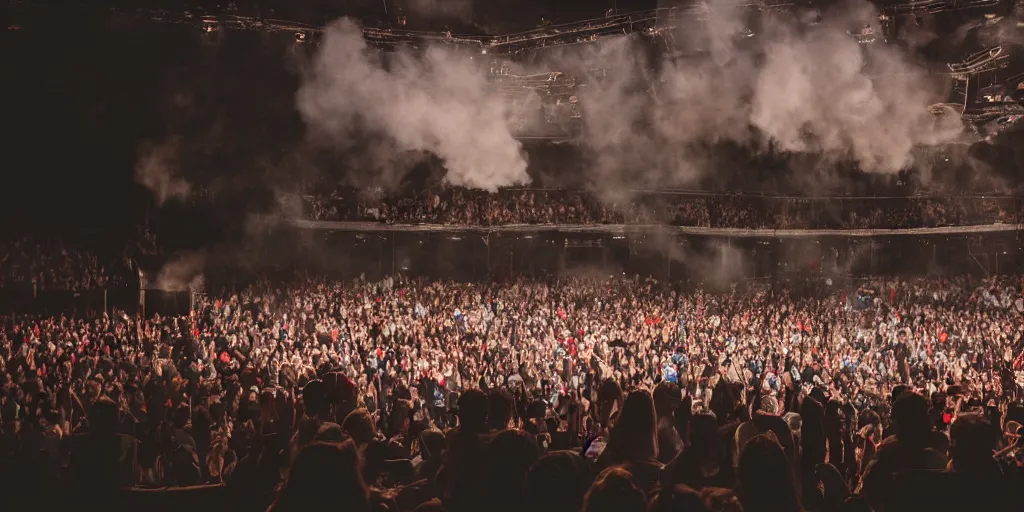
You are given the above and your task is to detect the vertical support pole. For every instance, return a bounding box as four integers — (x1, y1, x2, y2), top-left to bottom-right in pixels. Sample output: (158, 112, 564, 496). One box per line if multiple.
(665, 231, 672, 281)
(870, 240, 877, 275)
(377, 235, 384, 278)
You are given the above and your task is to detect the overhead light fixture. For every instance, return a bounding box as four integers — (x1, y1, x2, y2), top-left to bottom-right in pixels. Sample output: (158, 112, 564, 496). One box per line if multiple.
(201, 16, 218, 33)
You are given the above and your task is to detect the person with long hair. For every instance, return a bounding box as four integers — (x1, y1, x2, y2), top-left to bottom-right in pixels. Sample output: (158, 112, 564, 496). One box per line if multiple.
(665, 413, 732, 490)
(653, 381, 684, 463)
(736, 435, 804, 512)
(799, 398, 826, 509)
(597, 390, 663, 492)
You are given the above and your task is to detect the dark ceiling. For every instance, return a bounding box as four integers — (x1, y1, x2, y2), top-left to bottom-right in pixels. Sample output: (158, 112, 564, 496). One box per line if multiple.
(2, 0, 1023, 234)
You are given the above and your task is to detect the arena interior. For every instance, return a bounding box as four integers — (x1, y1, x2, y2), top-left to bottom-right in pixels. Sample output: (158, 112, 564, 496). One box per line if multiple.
(2, 1, 1024, 511)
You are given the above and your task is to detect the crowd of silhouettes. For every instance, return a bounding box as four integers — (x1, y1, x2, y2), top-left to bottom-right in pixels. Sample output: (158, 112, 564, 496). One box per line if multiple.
(0, 273, 1023, 512)
(306, 188, 1024, 230)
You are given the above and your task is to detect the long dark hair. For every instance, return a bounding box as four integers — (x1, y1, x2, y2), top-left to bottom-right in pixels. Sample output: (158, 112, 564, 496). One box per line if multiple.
(604, 390, 659, 464)
(736, 435, 803, 512)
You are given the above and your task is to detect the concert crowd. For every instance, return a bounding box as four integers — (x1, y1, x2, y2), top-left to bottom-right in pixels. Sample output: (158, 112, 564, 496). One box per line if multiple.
(2, 272, 1024, 511)
(306, 189, 1024, 229)
(0, 236, 131, 292)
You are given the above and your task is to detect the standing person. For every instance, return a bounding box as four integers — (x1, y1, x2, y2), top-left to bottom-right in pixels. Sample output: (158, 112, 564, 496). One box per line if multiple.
(736, 435, 804, 512)
(64, 397, 138, 501)
(438, 389, 490, 512)
(596, 390, 663, 493)
(269, 441, 371, 512)
(859, 392, 948, 510)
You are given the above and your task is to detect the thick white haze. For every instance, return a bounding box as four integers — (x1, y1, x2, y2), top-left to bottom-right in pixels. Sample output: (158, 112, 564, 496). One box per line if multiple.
(294, 0, 964, 191)
(296, 18, 530, 191)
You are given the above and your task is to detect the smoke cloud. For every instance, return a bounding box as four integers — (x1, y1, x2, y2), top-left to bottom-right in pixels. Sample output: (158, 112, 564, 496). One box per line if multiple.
(296, 18, 529, 191)
(298, 0, 966, 193)
(152, 250, 206, 292)
(749, 10, 961, 170)
(575, 0, 964, 188)
(135, 138, 191, 205)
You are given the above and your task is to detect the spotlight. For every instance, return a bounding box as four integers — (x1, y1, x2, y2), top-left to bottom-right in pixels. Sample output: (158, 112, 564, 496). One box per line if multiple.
(481, 49, 487, 55)
(201, 15, 218, 33)
(295, 32, 307, 43)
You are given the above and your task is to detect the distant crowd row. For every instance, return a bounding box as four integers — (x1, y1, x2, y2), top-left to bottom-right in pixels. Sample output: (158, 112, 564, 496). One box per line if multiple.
(306, 188, 1024, 229)
(0, 232, 158, 292)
